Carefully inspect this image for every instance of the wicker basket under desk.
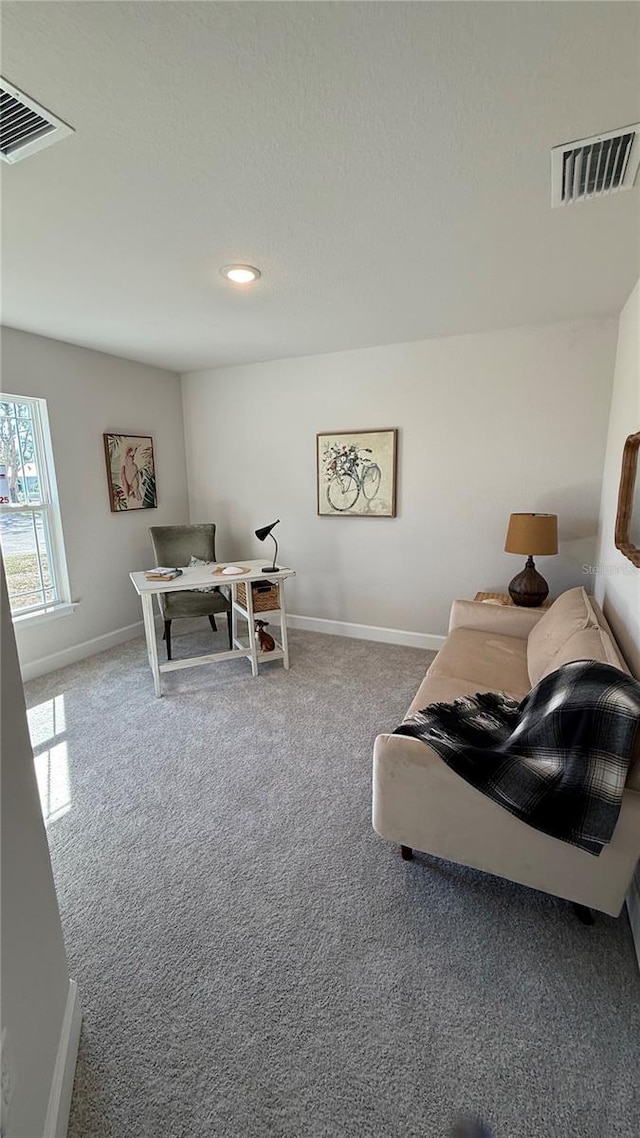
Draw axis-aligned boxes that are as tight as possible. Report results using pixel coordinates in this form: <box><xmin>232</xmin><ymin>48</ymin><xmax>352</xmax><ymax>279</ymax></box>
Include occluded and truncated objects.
<box><xmin>236</xmin><ymin>579</ymin><xmax>280</xmax><ymax>612</ymax></box>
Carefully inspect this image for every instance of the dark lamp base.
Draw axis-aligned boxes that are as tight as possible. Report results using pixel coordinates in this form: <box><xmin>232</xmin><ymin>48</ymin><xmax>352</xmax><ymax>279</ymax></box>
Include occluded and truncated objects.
<box><xmin>262</xmin><ymin>566</ymin><xmax>279</xmax><ymax>573</ymax></box>
<box><xmin>508</xmin><ymin>556</ymin><xmax>549</xmax><ymax>608</ymax></box>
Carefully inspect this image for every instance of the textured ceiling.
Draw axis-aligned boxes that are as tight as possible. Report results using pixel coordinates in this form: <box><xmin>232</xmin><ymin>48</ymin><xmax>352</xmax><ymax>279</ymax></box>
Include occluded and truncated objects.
<box><xmin>1</xmin><ymin>1</ymin><xmax>639</xmax><ymax>372</ymax></box>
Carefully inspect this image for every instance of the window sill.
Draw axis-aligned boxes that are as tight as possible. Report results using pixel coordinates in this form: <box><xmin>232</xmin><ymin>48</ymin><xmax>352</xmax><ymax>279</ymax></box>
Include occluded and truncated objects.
<box><xmin>12</xmin><ymin>602</ymin><xmax>78</xmax><ymax>627</ymax></box>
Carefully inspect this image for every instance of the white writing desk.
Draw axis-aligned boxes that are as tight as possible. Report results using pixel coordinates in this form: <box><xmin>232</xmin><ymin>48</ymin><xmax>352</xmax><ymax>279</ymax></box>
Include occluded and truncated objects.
<box><xmin>130</xmin><ymin>560</ymin><xmax>296</xmax><ymax>697</ymax></box>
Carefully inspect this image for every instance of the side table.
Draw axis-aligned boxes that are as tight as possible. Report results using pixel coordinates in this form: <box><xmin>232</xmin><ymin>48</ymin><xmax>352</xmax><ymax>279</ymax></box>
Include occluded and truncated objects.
<box><xmin>473</xmin><ymin>591</ymin><xmax>553</xmax><ymax>610</ymax></box>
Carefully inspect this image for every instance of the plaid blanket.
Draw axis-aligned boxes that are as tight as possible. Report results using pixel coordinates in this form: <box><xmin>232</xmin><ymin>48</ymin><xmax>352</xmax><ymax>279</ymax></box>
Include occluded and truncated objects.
<box><xmin>395</xmin><ymin>661</ymin><xmax>640</xmax><ymax>855</ymax></box>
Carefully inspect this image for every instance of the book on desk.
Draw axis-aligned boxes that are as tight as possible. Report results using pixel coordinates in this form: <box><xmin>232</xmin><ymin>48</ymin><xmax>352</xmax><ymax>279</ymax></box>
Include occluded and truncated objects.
<box><xmin>145</xmin><ymin>567</ymin><xmax>183</xmax><ymax>581</ymax></box>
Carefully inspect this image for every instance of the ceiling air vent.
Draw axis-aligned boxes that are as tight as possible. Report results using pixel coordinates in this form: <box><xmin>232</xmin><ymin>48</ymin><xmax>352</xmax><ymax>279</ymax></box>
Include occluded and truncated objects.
<box><xmin>0</xmin><ymin>77</ymin><xmax>74</xmax><ymax>164</ymax></box>
<box><xmin>551</xmin><ymin>124</ymin><xmax>640</xmax><ymax>207</ymax></box>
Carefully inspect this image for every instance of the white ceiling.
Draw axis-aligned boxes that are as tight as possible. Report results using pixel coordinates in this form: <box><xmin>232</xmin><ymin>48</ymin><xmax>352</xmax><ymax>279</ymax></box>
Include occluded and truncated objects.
<box><xmin>2</xmin><ymin>1</ymin><xmax>639</xmax><ymax>373</ymax></box>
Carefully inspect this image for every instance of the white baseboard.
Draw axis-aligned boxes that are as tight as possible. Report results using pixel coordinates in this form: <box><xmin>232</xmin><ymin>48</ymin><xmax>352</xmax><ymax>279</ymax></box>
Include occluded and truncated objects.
<box><xmin>20</xmin><ymin>621</ymin><xmax>147</xmax><ymax>681</ymax></box>
<box><xmin>20</xmin><ymin>612</ymin><xmax>442</xmax><ymax>682</ymax></box>
<box><xmin>626</xmin><ymin>869</ymin><xmax>640</xmax><ymax>972</ymax></box>
<box><xmin>287</xmin><ymin>613</ymin><xmax>445</xmax><ymax>652</ymax></box>
<box><xmin>43</xmin><ymin>980</ymin><xmax>81</xmax><ymax>1138</ymax></box>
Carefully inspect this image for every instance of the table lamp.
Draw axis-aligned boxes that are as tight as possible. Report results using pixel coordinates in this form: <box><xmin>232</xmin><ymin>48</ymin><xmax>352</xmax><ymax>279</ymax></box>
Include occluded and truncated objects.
<box><xmin>255</xmin><ymin>519</ymin><xmax>280</xmax><ymax>573</ymax></box>
<box><xmin>504</xmin><ymin>512</ymin><xmax>558</xmax><ymax>607</ymax></box>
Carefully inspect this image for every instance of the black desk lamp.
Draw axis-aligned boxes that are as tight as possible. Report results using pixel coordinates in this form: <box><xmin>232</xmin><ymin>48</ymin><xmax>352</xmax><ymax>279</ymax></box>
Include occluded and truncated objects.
<box><xmin>255</xmin><ymin>519</ymin><xmax>280</xmax><ymax>572</ymax></box>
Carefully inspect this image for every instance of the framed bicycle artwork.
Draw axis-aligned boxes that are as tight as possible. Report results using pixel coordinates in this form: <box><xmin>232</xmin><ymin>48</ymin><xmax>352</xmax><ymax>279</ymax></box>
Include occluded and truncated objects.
<box><xmin>316</xmin><ymin>429</ymin><xmax>398</xmax><ymax>517</ymax></box>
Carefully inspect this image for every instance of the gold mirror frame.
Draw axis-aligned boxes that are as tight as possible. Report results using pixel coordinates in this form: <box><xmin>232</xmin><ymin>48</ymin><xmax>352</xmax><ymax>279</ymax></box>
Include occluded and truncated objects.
<box><xmin>614</xmin><ymin>431</ymin><xmax>640</xmax><ymax>568</ymax></box>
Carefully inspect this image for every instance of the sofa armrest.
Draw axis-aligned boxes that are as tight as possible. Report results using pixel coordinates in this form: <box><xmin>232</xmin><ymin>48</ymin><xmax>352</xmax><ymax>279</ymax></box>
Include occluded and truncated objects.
<box><xmin>448</xmin><ymin>599</ymin><xmax>545</xmax><ymax>640</ymax></box>
<box><xmin>372</xmin><ymin>732</ymin><xmax>444</xmax><ymax>843</ymax></box>
<box><xmin>372</xmin><ymin>731</ymin><xmax>640</xmax><ymax>916</ymax></box>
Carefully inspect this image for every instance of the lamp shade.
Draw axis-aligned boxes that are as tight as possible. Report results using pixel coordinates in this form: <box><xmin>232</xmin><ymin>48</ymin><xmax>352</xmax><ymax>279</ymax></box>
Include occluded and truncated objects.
<box><xmin>255</xmin><ymin>519</ymin><xmax>279</xmax><ymax>542</ymax></box>
<box><xmin>504</xmin><ymin>513</ymin><xmax>558</xmax><ymax>556</ymax></box>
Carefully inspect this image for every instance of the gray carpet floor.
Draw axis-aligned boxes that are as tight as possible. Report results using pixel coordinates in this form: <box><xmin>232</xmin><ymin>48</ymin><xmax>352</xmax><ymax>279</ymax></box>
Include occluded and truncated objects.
<box><xmin>25</xmin><ymin>623</ymin><xmax>640</xmax><ymax>1138</ymax></box>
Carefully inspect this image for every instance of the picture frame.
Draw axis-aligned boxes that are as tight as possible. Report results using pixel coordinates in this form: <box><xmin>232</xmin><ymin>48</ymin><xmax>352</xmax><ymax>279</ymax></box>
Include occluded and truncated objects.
<box><xmin>614</xmin><ymin>430</ymin><xmax>640</xmax><ymax>568</ymax></box>
<box><xmin>103</xmin><ymin>433</ymin><xmax>157</xmax><ymax>512</ymax></box>
<box><xmin>316</xmin><ymin>429</ymin><xmax>398</xmax><ymax>517</ymax></box>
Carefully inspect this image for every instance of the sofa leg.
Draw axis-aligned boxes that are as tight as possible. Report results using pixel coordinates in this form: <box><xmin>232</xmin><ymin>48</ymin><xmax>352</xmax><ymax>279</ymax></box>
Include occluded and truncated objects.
<box><xmin>164</xmin><ymin>620</ymin><xmax>172</xmax><ymax>661</ymax></box>
<box><xmin>572</xmin><ymin>903</ymin><xmax>594</xmax><ymax>926</ymax></box>
<box><xmin>400</xmin><ymin>845</ymin><xmax>413</xmax><ymax>861</ymax></box>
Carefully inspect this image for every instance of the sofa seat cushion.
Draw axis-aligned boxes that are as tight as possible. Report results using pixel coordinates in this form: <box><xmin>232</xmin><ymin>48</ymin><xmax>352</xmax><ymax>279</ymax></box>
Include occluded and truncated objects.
<box><xmin>527</xmin><ymin>586</ymin><xmax>599</xmax><ymax>686</ymax></box>
<box><xmin>406</xmin><ymin>674</ymin><xmax>499</xmax><ymax>718</ymax></box>
<box><xmin>427</xmin><ymin>627</ymin><xmax>531</xmax><ymax>698</ymax></box>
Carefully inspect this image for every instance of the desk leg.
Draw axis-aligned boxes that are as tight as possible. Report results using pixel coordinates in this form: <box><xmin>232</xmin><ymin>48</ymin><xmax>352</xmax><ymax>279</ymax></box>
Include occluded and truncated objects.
<box><xmin>245</xmin><ymin>581</ymin><xmax>259</xmax><ymax>677</ymax></box>
<box><xmin>280</xmin><ymin>584</ymin><xmax>290</xmax><ymax>670</ymax></box>
<box><xmin>231</xmin><ymin>582</ymin><xmax>238</xmax><ymax>645</ymax></box>
<box><xmin>142</xmin><ymin>593</ymin><xmax>162</xmax><ymax>698</ymax></box>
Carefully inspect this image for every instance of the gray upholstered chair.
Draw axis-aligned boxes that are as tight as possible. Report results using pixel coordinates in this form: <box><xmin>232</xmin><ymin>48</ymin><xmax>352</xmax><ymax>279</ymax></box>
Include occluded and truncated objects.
<box><xmin>148</xmin><ymin>524</ymin><xmax>232</xmax><ymax>660</ymax></box>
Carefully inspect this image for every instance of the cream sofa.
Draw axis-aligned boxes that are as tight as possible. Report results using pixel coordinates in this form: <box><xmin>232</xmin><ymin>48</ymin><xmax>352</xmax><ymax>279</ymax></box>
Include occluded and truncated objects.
<box><xmin>372</xmin><ymin>588</ymin><xmax>640</xmax><ymax>916</ymax></box>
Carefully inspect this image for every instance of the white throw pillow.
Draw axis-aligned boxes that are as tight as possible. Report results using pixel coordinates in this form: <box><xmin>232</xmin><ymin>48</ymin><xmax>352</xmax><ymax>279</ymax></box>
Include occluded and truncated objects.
<box><xmin>188</xmin><ymin>555</ymin><xmax>216</xmax><ymax>592</ymax></box>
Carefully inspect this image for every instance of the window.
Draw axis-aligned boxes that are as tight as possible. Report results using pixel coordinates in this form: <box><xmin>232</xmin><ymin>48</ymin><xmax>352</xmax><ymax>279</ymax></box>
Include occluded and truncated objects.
<box><xmin>0</xmin><ymin>394</ymin><xmax>71</xmax><ymax>618</ymax></box>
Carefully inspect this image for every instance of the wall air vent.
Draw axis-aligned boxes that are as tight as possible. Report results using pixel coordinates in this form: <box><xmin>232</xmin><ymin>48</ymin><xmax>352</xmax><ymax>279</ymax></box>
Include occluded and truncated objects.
<box><xmin>551</xmin><ymin>124</ymin><xmax>640</xmax><ymax>207</ymax></box>
<box><xmin>0</xmin><ymin>77</ymin><xmax>74</xmax><ymax>164</ymax></box>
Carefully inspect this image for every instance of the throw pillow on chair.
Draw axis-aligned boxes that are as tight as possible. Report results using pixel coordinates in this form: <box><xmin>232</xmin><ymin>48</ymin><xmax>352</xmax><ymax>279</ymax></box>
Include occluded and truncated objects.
<box><xmin>188</xmin><ymin>554</ymin><xmax>217</xmax><ymax>592</ymax></box>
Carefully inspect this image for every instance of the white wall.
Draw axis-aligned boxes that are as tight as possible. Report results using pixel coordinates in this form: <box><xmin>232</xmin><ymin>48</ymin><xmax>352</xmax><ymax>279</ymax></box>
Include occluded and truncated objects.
<box><xmin>1</xmin><ymin>328</ymin><xmax>189</xmax><ymax>677</ymax></box>
<box><xmin>1</xmin><ymin>560</ymin><xmax>79</xmax><ymax>1137</ymax></box>
<box><xmin>594</xmin><ymin>279</ymin><xmax>640</xmax><ymax>966</ymax></box>
<box><xmin>182</xmin><ymin>318</ymin><xmax>617</xmax><ymax>638</ymax></box>
<box><xmin>594</xmin><ymin>279</ymin><xmax>640</xmax><ymax>676</ymax></box>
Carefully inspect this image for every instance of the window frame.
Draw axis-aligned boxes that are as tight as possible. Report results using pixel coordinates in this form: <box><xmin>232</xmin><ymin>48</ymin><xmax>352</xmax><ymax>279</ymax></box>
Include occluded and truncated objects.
<box><xmin>0</xmin><ymin>392</ymin><xmax>72</xmax><ymax>621</ymax></box>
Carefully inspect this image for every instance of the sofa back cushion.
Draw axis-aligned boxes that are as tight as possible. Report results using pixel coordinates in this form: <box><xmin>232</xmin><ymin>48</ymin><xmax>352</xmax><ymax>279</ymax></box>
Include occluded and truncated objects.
<box><xmin>539</xmin><ymin>626</ymin><xmax>627</xmax><ymax>680</ymax></box>
<box><xmin>536</xmin><ymin>619</ymin><xmax>640</xmax><ymax>790</ymax></box>
<box><xmin>527</xmin><ymin>587</ymin><xmax>599</xmax><ymax>686</ymax></box>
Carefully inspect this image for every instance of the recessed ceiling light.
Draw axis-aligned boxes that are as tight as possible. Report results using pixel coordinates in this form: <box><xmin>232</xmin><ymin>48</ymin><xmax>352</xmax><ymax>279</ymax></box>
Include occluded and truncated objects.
<box><xmin>220</xmin><ymin>264</ymin><xmax>261</xmax><ymax>285</ymax></box>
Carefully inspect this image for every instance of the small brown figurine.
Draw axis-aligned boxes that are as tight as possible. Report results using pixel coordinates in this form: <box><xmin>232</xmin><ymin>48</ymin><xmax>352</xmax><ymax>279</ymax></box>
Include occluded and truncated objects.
<box><xmin>255</xmin><ymin>619</ymin><xmax>275</xmax><ymax>652</ymax></box>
